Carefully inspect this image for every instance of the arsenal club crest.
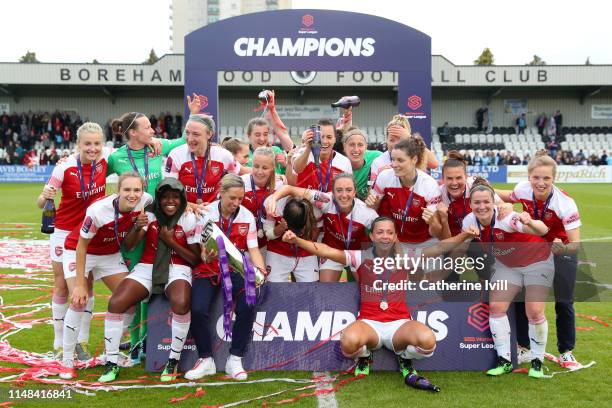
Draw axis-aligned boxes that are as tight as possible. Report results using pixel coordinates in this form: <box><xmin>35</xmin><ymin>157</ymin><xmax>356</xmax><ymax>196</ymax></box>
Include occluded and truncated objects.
<box><xmin>211</xmin><ymin>165</ymin><xmax>221</xmax><ymax>176</ymax></box>
<box><xmin>412</xmin><ymin>198</ymin><xmax>421</xmax><ymax>207</ymax></box>
<box><xmin>495</xmin><ymin>231</ymin><xmax>505</xmax><ymax>241</ymax></box>
<box><xmin>69</xmin><ymin>262</ymin><xmax>76</xmax><ymax>272</ymax></box>
<box><xmin>544</xmin><ymin>212</ymin><xmax>553</xmax><ymax>220</ymax></box>
<box><xmin>175</xmin><ymin>229</ymin><xmax>185</xmax><ymax>239</ymax></box>
<box><xmin>55</xmin><ymin>246</ymin><xmax>63</xmax><ymax>257</ymax></box>
<box><xmin>238</xmin><ymin>225</ymin><xmax>248</xmax><ymax>236</ymax></box>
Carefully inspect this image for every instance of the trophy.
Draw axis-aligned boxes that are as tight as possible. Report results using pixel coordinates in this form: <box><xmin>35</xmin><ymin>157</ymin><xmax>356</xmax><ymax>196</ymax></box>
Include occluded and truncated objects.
<box><xmin>200</xmin><ymin>220</ymin><xmax>266</xmax><ymax>287</ymax></box>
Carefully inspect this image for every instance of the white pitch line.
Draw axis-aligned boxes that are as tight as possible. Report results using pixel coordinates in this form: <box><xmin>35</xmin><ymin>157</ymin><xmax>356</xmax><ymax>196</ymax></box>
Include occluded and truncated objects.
<box><xmin>582</xmin><ymin>236</ymin><xmax>612</xmax><ymax>242</ymax></box>
<box><xmin>313</xmin><ymin>371</ymin><xmax>338</xmax><ymax>408</ymax></box>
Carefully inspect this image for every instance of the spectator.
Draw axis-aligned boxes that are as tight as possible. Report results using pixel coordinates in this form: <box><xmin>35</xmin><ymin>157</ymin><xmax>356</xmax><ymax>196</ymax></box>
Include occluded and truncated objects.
<box><xmin>62</xmin><ymin>126</ymin><xmax>72</xmax><ymax>149</ymax></box>
<box><xmin>553</xmin><ymin>110</ymin><xmax>563</xmax><ymax>136</ymax></box>
<box><xmin>473</xmin><ymin>151</ymin><xmax>483</xmax><ymax>165</ymax></box>
<box><xmin>481</xmin><ymin>151</ymin><xmax>491</xmax><ymax>166</ymax></box>
<box><xmin>476</xmin><ymin>106</ymin><xmax>487</xmax><ymax>131</ymax></box>
<box><xmin>516</xmin><ymin>113</ymin><xmax>527</xmax><ymax>134</ymax></box>
<box><xmin>536</xmin><ymin>113</ymin><xmax>547</xmax><ymax>136</ymax></box>
<box><xmin>546</xmin><ymin>136</ymin><xmax>559</xmax><ymax>158</ymax></box>
<box><xmin>547</xmin><ymin>115</ymin><xmax>556</xmax><ymax>138</ymax></box>
<box><xmin>522</xmin><ymin>153</ymin><xmax>531</xmax><ymax>165</ymax></box>
<box><xmin>509</xmin><ymin>153</ymin><xmax>521</xmax><ymax>165</ymax></box>
<box><xmin>439</xmin><ymin>121</ymin><xmax>451</xmax><ymax>139</ymax></box>
<box><xmin>601</xmin><ymin>150</ymin><xmax>608</xmax><ymax>165</ymax></box>
<box><xmin>48</xmin><ymin>148</ymin><xmax>60</xmax><ymax>164</ymax></box>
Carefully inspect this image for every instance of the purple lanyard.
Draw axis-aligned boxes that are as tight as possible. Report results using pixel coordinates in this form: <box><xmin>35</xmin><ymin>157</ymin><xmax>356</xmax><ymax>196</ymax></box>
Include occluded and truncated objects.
<box><xmin>112</xmin><ymin>197</ymin><xmax>123</xmax><ymax>249</ymax></box>
<box><xmin>218</xmin><ymin>202</ymin><xmax>236</xmax><ymax>237</ymax></box>
<box><xmin>191</xmin><ymin>150</ymin><xmax>209</xmax><ymax>202</ymax></box>
<box><xmin>316</xmin><ymin>152</ymin><xmax>334</xmax><ymax>191</ymax></box>
<box><xmin>448</xmin><ymin>188</ymin><xmax>469</xmax><ymax>229</ymax></box>
<box><xmin>333</xmin><ymin>199</ymin><xmax>354</xmax><ymax>250</ymax></box>
<box><xmin>532</xmin><ymin>191</ymin><xmax>553</xmax><ymax>220</ymax></box>
<box><xmin>76</xmin><ymin>155</ymin><xmax>96</xmax><ymax>203</ymax></box>
<box><xmin>374</xmin><ymin>248</ymin><xmax>394</xmax><ymax>303</ymax></box>
<box><xmin>249</xmin><ymin>175</ymin><xmax>269</xmax><ymax>228</ymax></box>
<box><xmin>476</xmin><ymin>210</ymin><xmax>496</xmax><ymax>243</ymax></box>
<box><xmin>399</xmin><ymin>174</ymin><xmax>418</xmax><ymax>235</ymax></box>
<box><xmin>127</xmin><ymin>146</ymin><xmax>148</xmax><ymax>190</ymax></box>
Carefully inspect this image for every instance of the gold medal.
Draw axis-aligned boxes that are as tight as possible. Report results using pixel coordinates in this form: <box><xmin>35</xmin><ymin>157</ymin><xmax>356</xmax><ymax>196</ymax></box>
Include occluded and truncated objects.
<box><xmin>380</xmin><ymin>301</ymin><xmax>389</xmax><ymax>311</ymax></box>
<box><xmin>257</xmin><ymin>229</ymin><xmax>264</xmax><ymax>239</ymax></box>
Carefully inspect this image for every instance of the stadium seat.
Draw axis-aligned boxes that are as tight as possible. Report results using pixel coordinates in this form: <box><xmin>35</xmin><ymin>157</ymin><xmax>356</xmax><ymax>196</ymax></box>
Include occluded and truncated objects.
<box><xmin>290</xmin><ymin>126</ymin><xmax>299</xmax><ymax>137</ymax></box>
<box><xmin>478</xmin><ymin>134</ymin><xmax>487</xmax><ymax>144</ymax></box>
<box><xmin>220</xmin><ymin>126</ymin><xmax>228</xmax><ymax>137</ymax></box>
<box><xmin>228</xmin><ymin>126</ymin><xmax>236</xmax><ymax>137</ymax></box>
<box><xmin>367</xmin><ymin>127</ymin><xmax>376</xmax><ymax>139</ymax></box>
<box><xmin>236</xmin><ymin>126</ymin><xmax>244</xmax><ymax>138</ymax></box>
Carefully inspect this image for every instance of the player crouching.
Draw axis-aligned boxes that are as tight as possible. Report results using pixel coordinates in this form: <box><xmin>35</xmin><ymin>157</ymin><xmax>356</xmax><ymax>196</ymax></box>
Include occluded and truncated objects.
<box><xmin>282</xmin><ymin>216</ymin><xmax>478</xmax><ymax>391</ymax></box>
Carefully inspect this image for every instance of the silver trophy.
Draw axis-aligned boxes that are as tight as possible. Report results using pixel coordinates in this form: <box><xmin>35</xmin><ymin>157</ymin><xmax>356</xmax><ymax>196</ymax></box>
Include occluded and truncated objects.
<box><xmin>200</xmin><ymin>220</ymin><xmax>266</xmax><ymax>286</ymax></box>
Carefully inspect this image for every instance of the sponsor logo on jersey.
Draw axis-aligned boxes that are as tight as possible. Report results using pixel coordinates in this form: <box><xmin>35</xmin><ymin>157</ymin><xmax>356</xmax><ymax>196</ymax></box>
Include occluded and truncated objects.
<box><xmin>82</xmin><ymin>216</ymin><xmax>93</xmax><ymax>233</ymax></box>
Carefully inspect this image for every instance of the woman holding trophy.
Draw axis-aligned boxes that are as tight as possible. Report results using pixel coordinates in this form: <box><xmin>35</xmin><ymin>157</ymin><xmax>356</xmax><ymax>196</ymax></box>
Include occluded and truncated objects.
<box><xmin>186</xmin><ymin>174</ymin><xmax>266</xmax><ymax>381</ymax></box>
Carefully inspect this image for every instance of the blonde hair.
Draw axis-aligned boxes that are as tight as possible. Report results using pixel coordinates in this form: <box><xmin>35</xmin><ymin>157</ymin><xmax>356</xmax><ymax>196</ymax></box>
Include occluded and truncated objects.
<box><xmin>117</xmin><ymin>171</ymin><xmax>144</xmax><ymax>191</ymax></box>
<box><xmin>527</xmin><ymin>149</ymin><xmax>557</xmax><ymax>178</ymax></box>
<box><xmin>219</xmin><ymin>173</ymin><xmax>245</xmax><ymax>193</ymax></box>
<box><xmin>252</xmin><ymin>147</ymin><xmax>277</xmax><ymax>191</ymax></box>
<box><xmin>76</xmin><ymin>122</ymin><xmax>104</xmax><ymax>142</ymax></box>
<box><xmin>386</xmin><ymin>114</ymin><xmax>411</xmax><ymax>135</ymax></box>
<box><xmin>342</xmin><ymin>127</ymin><xmax>368</xmax><ymax>144</ymax></box>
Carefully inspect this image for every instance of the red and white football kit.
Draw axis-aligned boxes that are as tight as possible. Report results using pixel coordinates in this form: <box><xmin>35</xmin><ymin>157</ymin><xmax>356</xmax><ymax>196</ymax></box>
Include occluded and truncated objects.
<box><xmin>240</xmin><ymin>173</ymin><xmax>284</xmax><ymax>250</ymax></box>
<box><xmin>63</xmin><ymin>193</ymin><xmax>153</xmax><ymax>280</ymax></box>
<box><xmin>293</xmin><ymin>148</ymin><xmax>352</xmax><ymax>192</ymax></box>
<box><xmin>165</xmin><ymin>144</ymin><xmax>240</xmax><ymax>204</ymax></box>
<box><xmin>46</xmin><ymin>153</ymin><xmax>109</xmax><ymax>262</ymax></box>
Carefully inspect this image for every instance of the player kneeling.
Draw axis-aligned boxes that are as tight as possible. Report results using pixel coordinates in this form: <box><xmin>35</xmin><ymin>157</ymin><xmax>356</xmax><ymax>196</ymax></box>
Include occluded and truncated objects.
<box><xmin>282</xmin><ymin>216</ymin><xmax>478</xmax><ymax>391</ymax></box>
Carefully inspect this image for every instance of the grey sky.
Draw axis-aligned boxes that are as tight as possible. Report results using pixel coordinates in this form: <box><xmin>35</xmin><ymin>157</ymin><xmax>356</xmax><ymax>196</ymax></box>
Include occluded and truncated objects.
<box><xmin>1</xmin><ymin>0</ymin><xmax>609</xmax><ymax>65</ymax></box>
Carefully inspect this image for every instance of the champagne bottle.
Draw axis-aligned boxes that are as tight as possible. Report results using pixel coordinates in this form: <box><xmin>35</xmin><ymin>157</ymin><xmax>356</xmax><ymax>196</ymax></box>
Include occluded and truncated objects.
<box><xmin>41</xmin><ymin>199</ymin><xmax>56</xmax><ymax>234</ymax></box>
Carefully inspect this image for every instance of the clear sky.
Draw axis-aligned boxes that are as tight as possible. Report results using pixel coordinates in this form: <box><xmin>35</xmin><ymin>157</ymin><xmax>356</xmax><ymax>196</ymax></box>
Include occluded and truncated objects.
<box><xmin>1</xmin><ymin>0</ymin><xmax>609</xmax><ymax>65</ymax></box>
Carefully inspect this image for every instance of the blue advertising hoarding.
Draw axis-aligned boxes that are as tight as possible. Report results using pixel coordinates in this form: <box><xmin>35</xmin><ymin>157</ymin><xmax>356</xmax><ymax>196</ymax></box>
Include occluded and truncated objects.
<box><xmin>430</xmin><ymin>165</ymin><xmax>508</xmax><ymax>183</ymax></box>
<box><xmin>0</xmin><ymin>165</ymin><xmax>52</xmax><ymax>183</ymax></box>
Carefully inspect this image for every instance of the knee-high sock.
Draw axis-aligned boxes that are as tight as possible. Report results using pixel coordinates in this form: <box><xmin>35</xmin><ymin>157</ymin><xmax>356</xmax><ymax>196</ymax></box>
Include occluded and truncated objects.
<box><xmin>51</xmin><ymin>293</ymin><xmax>68</xmax><ymax>350</ymax></box>
<box><xmin>104</xmin><ymin>312</ymin><xmax>124</xmax><ymax>364</ymax></box>
<box><xmin>129</xmin><ymin>304</ymin><xmax>142</xmax><ymax>347</ymax></box>
<box><xmin>169</xmin><ymin>312</ymin><xmax>191</xmax><ymax>361</ymax></box>
<box><xmin>139</xmin><ymin>302</ymin><xmax>148</xmax><ymax>341</ymax></box>
<box><xmin>123</xmin><ymin>306</ymin><xmax>135</xmax><ymax>336</ymax></box>
<box><xmin>62</xmin><ymin>306</ymin><xmax>84</xmax><ymax>362</ymax></box>
<box><xmin>77</xmin><ymin>294</ymin><xmax>94</xmax><ymax>344</ymax></box>
<box><xmin>529</xmin><ymin>318</ymin><xmax>548</xmax><ymax>362</ymax></box>
<box><xmin>489</xmin><ymin>314</ymin><xmax>511</xmax><ymax>361</ymax></box>
<box><xmin>400</xmin><ymin>344</ymin><xmax>436</xmax><ymax>360</ymax></box>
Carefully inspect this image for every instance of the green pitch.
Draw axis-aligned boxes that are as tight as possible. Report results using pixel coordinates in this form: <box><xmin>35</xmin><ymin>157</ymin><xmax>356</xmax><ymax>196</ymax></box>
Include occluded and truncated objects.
<box><xmin>0</xmin><ymin>183</ymin><xmax>609</xmax><ymax>407</ymax></box>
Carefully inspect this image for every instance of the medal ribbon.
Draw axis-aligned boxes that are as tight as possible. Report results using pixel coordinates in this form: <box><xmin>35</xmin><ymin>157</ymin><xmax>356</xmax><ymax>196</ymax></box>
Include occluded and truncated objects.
<box><xmin>316</xmin><ymin>152</ymin><xmax>334</xmax><ymax>192</ymax></box>
<box><xmin>333</xmin><ymin>199</ymin><xmax>354</xmax><ymax>250</ymax></box>
<box><xmin>190</xmin><ymin>148</ymin><xmax>209</xmax><ymax>202</ymax></box>
<box><xmin>399</xmin><ymin>183</ymin><xmax>417</xmax><ymax>236</ymax></box>
<box><xmin>127</xmin><ymin>146</ymin><xmax>148</xmax><ymax>190</ymax></box>
<box><xmin>447</xmin><ymin>188</ymin><xmax>469</xmax><ymax>230</ymax></box>
<box><xmin>532</xmin><ymin>191</ymin><xmax>553</xmax><ymax>220</ymax></box>
<box><xmin>76</xmin><ymin>155</ymin><xmax>96</xmax><ymax>203</ymax></box>
<box><xmin>250</xmin><ymin>175</ymin><xmax>269</xmax><ymax>230</ymax></box>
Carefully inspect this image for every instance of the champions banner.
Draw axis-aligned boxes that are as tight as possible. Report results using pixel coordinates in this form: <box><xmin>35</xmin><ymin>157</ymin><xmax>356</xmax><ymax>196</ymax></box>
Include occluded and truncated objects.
<box><xmin>146</xmin><ymin>283</ymin><xmax>516</xmax><ymax>372</ymax></box>
<box><xmin>0</xmin><ymin>165</ymin><xmax>52</xmax><ymax>183</ymax></box>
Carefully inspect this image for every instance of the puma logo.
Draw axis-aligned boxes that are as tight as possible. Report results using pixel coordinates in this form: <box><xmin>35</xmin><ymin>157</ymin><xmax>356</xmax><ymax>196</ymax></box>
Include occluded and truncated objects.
<box><xmin>387</xmin><ymin>191</ymin><xmax>395</xmax><ymax>199</ymax></box>
<box><xmin>66</xmin><ymin>325</ymin><xmax>76</xmax><ymax>332</ymax></box>
<box><xmin>174</xmin><ymin>336</ymin><xmax>185</xmax><ymax>342</ymax></box>
<box><xmin>104</xmin><ymin>336</ymin><xmax>112</xmax><ymax>343</ymax></box>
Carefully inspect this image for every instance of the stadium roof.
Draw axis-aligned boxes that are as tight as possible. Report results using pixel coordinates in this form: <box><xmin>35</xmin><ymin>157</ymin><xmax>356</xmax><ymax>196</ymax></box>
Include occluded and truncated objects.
<box><xmin>1</xmin><ymin>54</ymin><xmax>611</xmax><ymax>89</ymax></box>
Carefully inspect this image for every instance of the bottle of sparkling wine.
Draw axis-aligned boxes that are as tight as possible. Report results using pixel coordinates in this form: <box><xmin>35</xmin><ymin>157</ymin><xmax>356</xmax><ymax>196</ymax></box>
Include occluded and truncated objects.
<box><xmin>41</xmin><ymin>199</ymin><xmax>56</xmax><ymax>234</ymax></box>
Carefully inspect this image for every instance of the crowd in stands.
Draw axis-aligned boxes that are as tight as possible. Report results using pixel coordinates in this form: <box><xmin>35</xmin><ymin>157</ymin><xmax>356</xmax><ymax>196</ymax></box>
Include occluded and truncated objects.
<box><xmin>0</xmin><ymin>111</ymin><xmax>184</xmax><ymax>165</ymax></box>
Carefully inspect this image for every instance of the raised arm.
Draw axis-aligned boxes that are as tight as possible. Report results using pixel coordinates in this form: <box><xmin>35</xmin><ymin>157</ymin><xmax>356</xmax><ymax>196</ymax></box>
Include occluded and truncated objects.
<box><xmin>266</xmin><ymin>91</ymin><xmax>294</xmax><ymax>152</ymax></box>
<box><xmin>282</xmin><ymin>230</ymin><xmax>347</xmax><ymax>265</ymax></box>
